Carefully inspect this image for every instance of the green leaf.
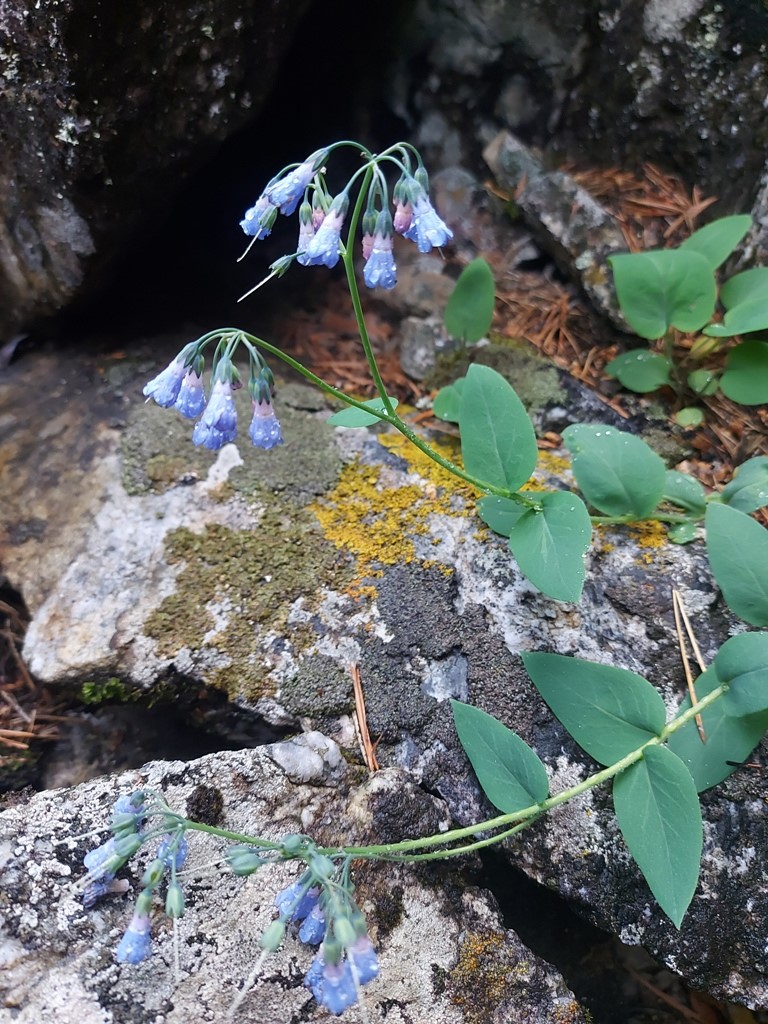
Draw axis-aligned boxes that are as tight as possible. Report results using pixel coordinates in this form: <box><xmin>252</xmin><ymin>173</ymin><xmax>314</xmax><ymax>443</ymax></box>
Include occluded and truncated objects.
<box><xmin>613</xmin><ymin>745</ymin><xmax>702</xmax><ymax>927</ymax></box>
<box><xmin>433</xmin><ymin>378</ymin><xmax>465</xmax><ymax>423</ymax></box>
<box><xmin>674</xmin><ymin>407</ymin><xmax>705</xmax><ymax>429</ymax></box>
<box><xmin>702</xmin><ymin>301</ymin><xmax>768</xmax><ymax>338</ymax></box>
<box><xmin>705</xmin><ymin>503</ymin><xmax>768</xmax><ymax>626</ymax></box>
<box><xmin>445</xmin><ymin>258</ymin><xmax>496</xmax><ymax>343</ymax></box>
<box><xmin>521</xmin><ymin>652</ymin><xmax>666</xmax><ymax>765</ymax></box>
<box><xmin>714</xmin><ymin>632</ymin><xmax>768</xmax><ymax>716</ymax></box>
<box><xmin>562</xmin><ymin>424</ymin><xmax>666</xmax><ymax>517</ymax></box>
<box><xmin>668</xmin><ymin>521</ymin><xmax>698</xmax><ymax>544</ymax></box>
<box><xmin>507</xmin><ymin>492</ymin><xmax>592</xmax><ymax>602</ymax></box>
<box><xmin>720</xmin><ymin>456</ymin><xmax>768</xmax><ymax>513</ymax></box>
<box><xmin>477</xmin><ymin>495</ymin><xmax>526</xmax><ymax>537</ymax></box>
<box><xmin>459</xmin><ymin>364</ymin><xmax>538</xmax><ymax>491</ymax></box>
<box><xmin>662</xmin><ymin>470</ymin><xmax>706</xmax><ymax>514</ymax></box>
<box><xmin>668</xmin><ymin>666</ymin><xmax>768</xmax><ymax>791</ymax></box>
<box><xmin>609</xmin><ymin>249</ymin><xmax>716</xmax><ymax>339</ymax></box>
<box><xmin>328</xmin><ymin>396</ymin><xmax>399</xmax><ymax>427</ymax></box>
<box><xmin>605</xmin><ymin>350</ymin><xmax>672</xmax><ymax>393</ymax></box>
<box><xmin>686</xmin><ymin>369</ymin><xmax>719</xmax><ymax>396</ymax></box>
<box><xmin>719</xmin><ymin>342</ymin><xmax>768</xmax><ymax>404</ymax></box>
<box><xmin>720</xmin><ymin>267</ymin><xmax>768</xmax><ymax>310</ymax></box>
<box><xmin>451</xmin><ymin>700</ymin><xmax>549</xmax><ymax>812</ymax></box>
<box><xmin>679</xmin><ymin>215</ymin><xmax>751</xmax><ymax>270</ymax></box>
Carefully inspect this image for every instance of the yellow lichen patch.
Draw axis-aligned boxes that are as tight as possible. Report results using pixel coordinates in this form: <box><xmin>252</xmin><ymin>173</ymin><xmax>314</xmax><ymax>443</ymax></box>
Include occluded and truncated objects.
<box><xmin>627</xmin><ymin>520</ymin><xmax>668</xmax><ymax>563</ymax></box>
<box><xmin>378</xmin><ymin>430</ymin><xmax>478</xmax><ymax>499</ymax></box>
<box><xmin>537</xmin><ymin>448</ymin><xmax>572</xmax><ymax>477</ymax></box>
<box><xmin>311</xmin><ymin>431</ymin><xmax>473</xmax><ymax>591</ymax></box>
<box><xmin>593</xmin><ymin>524</ymin><xmax>615</xmax><ymax>553</ymax></box>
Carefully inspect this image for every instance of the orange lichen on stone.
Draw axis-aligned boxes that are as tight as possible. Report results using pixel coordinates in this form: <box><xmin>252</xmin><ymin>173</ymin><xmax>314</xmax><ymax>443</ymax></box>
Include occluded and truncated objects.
<box><xmin>628</xmin><ymin>520</ymin><xmax>668</xmax><ymax>563</ymax></box>
<box><xmin>536</xmin><ymin>449</ymin><xmax>572</xmax><ymax>477</ymax></box>
<box><xmin>449</xmin><ymin>931</ymin><xmax>530</xmax><ymax>1024</ymax></box>
<box><xmin>311</xmin><ymin>430</ymin><xmax>473</xmax><ymax>592</ymax></box>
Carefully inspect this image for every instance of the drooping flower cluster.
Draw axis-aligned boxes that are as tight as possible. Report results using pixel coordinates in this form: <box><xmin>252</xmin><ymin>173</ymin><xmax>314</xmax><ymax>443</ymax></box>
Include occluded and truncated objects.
<box><xmin>81</xmin><ymin>790</ymin><xmax>189</xmax><ymax>965</ymax></box>
<box><xmin>270</xmin><ymin>850</ymin><xmax>379</xmax><ymax>1015</ymax></box>
<box><xmin>142</xmin><ymin>331</ymin><xmax>283</xmax><ymax>452</ymax></box>
<box><xmin>239</xmin><ymin>141</ymin><xmax>453</xmax><ymax>292</ymax></box>
<box><xmin>227</xmin><ymin>835</ymin><xmax>379</xmax><ymax>1016</ymax></box>
<box><xmin>81</xmin><ymin>791</ymin><xmax>146</xmax><ymax>908</ymax></box>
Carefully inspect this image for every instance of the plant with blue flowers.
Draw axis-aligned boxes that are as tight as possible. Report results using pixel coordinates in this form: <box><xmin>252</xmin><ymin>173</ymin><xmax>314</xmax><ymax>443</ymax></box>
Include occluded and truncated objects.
<box><xmin>123</xmin><ymin>140</ymin><xmax>768</xmax><ymax>1016</ymax></box>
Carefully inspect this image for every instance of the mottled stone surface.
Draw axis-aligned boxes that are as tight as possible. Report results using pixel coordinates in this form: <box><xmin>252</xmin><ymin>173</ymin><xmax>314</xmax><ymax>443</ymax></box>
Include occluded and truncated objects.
<box><xmin>0</xmin><ymin>0</ymin><xmax>311</xmax><ymax>340</ymax></box>
<box><xmin>1</xmin><ymin>335</ymin><xmax>766</xmax><ymax>1006</ymax></box>
<box><xmin>483</xmin><ymin>131</ymin><xmax>628</xmax><ymax>328</ymax></box>
<box><xmin>0</xmin><ymin>743</ymin><xmax>587</xmax><ymax>1023</ymax></box>
<box><xmin>395</xmin><ymin>0</ymin><xmax>768</xmax><ymax>215</ymax></box>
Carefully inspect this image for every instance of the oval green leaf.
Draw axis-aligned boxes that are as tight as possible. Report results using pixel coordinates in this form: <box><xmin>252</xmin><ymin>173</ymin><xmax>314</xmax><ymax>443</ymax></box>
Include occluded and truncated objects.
<box><xmin>668</xmin><ymin>665</ymin><xmax>768</xmax><ymax>792</ymax></box>
<box><xmin>720</xmin><ymin>266</ymin><xmax>768</xmax><ymax>310</ymax></box>
<box><xmin>605</xmin><ymin>350</ymin><xmax>672</xmax><ymax>393</ymax></box>
<box><xmin>720</xmin><ymin>456</ymin><xmax>768</xmax><ymax>513</ymax></box>
<box><xmin>459</xmin><ymin>364</ymin><xmax>538</xmax><ymax>492</ymax></box>
<box><xmin>702</xmin><ymin>300</ymin><xmax>768</xmax><ymax>338</ymax></box>
<box><xmin>609</xmin><ymin>249</ymin><xmax>716</xmax><ymax>339</ymax></box>
<box><xmin>686</xmin><ymin>369</ymin><xmax>719</xmax><ymax>396</ymax></box>
<box><xmin>451</xmin><ymin>700</ymin><xmax>549</xmax><ymax>813</ymax></box>
<box><xmin>521</xmin><ymin>652</ymin><xmax>666</xmax><ymax>765</ymax></box>
<box><xmin>562</xmin><ymin>424</ymin><xmax>666</xmax><ymax>517</ymax></box>
<box><xmin>719</xmin><ymin>341</ymin><xmax>768</xmax><ymax>405</ymax></box>
<box><xmin>713</xmin><ymin>632</ymin><xmax>768</xmax><ymax>716</ymax></box>
<box><xmin>433</xmin><ymin>378</ymin><xmax>465</xmax><ymax>423</ymax></box>
<box><xmin>507</xmin><ymin>491</ymin><xmax>592</xmax><ymax>602</ymax></box>
<box><xmin>705</xmin><ymin>503</ymin><xmax>768</xmax><ymax>626</ymax></box>
<box><xmin>328</xmin><ymin>396</ymin><xmax>399</xmax><ymax>427</ymax></box>
<box><xmin>668</xmin><ymin>521</ymin><xmax>698</xmax><ymax>544</ymax></box>
<box><xmin>663</xmin><ymin>470</ymin><xmax>706</xmax><ymax>514</ymax></box>
<box><xmin>613</xmin><ymin>745</ymin><xmax>702</xmax><ymax>928</ymax></box>
<box><xmin>477</xmin><ymin>495</ymin><xmax>526</xmax><ymax>537</ymax></box>
<box><xmin>445</xmin><ymin>258</ymin><xmax>496</xmax><ymax>343</ymax></box>
<box><xmin>679</xmin><ymin>215</ymin><xmax>751</xmax><ymax>270</ymax></box>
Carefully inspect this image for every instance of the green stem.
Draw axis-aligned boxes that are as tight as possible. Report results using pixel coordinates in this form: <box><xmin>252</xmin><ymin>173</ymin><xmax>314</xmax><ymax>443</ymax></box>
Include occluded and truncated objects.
<box><xmin>318</xmin><ymin>683</ymin><xmax>726</xmax><ymax>860</ymax></box>
<box><xmin>179</xmin><ymin>683</ymin><xmax>726</xmax><ymax>865</ymax></box>
<box><xmin>591</xmin><ymin>512</ymin><xmax>702</xmax><ymax>527</ymax></box>
<box><xmin>371</xmin><ymin>816</ymin><xmax>539</xmax><ymax>863</ymax></box>
<box><xmin>235</xmin><ymin>331</ymin><xmax>540</xmax><ymax>507</ymax></box>
<box><xmin>339</xmin><ymin>167</ymin><xmax>396</xmax><ymax>418</ymax></box>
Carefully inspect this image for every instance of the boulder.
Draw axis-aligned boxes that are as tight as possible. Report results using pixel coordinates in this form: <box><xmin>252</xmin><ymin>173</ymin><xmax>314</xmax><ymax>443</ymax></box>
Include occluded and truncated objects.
<box><xmin>1</xmin><ymin>335</ymin><xmax>766</xmax><ymax>1007</ymax></box>
<box><xmin>0</xmin><ymin>0</ymin><xmax>311</xmax><ymax>341</ymax></box>
<box><xmin>0</xmin><ymin>742</ymin><xmax>588</xmax><ymax>1023</ymax></box>
<box><xmin>395</xmin><ymin>1</ymin><xmax>768</xmax><ymax>216</ymax></box>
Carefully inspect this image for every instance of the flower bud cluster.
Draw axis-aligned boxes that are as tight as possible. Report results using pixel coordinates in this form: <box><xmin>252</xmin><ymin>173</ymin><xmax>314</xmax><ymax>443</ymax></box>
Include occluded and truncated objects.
<box><xmin>81</xmin><ymin>791</ymin><xmax>147</xmax><ymax>908</ymax></box>
<box><xmin>81</xmin><ymin>791</ymin><xmax>190</xmax><ymax>966</ymax></box>
<box><xmin>142</xmin><ymin>332</ymin><xmax>283</xmax><ymax>452</ymax></box>
<box><xmin>240</xmin><ymin>141</ymin><xmax>453</xmax><ymax>293</ymax></box>
<box><xmin>114</xmin><ymin>824</ymin><xmax>189</xmax><ymax>965</ymax></box>
<box><xmin>260</xmin><ymin>839</ymin><xmax>379</xmax><ymax>1016</ymax></box>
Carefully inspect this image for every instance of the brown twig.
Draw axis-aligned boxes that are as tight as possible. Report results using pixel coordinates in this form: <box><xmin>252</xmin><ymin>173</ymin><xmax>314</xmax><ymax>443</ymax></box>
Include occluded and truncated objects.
<box><xmin>349</xmin><ymin>664</ymin><xmax>380</xmax><ymax>773</ymax></box>
<box><xmin>672</xmin><ymin>589</ymin><xmax>706</xmax><ymax>743</ymax></box>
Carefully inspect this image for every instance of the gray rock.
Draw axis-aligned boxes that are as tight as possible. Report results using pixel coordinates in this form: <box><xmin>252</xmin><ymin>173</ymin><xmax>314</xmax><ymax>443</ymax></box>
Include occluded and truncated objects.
<box><xmin>1</xmin><ymin>337</ymin><xmax>766</xmax><ymax>1006</ymax></box>
<box><xmin>483</xmin><ymin>131</ymin><xmax>628</xmax><ymax>328</ymax></box>
<box><xmin>0</xmin><ymin>0</ymin><xmax>311</xmax><ymax>340</ymax></box>
<box><xmin>0</xmin><ymin>744</ymin><xmax>588</xmax><ymax>1023</ymax></box>
<box><xmin>399</xmin><ymin>316</ymin><xmax>453</xmax><ymax>381</ymax></box>
<box><xmin>393</xmin><ymin>0</ymin><xmax>768</xmax><ymax>221</ymax></box>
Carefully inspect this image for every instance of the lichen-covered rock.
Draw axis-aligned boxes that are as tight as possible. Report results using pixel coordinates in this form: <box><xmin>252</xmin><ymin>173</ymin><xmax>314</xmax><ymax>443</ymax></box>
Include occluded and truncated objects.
<box><xmin>0</xmin><ymin>0</ymin><xmax>311</xmax><ymax>341</ymax></box>
<box><xmin>0</xmin><ymin>744</ymin><xmax>588</xmax><ymax>1023</ymax></box>
<box><xmin>1</xmin><ymin>336</ymin><xmax>766</xmax><ymax>1006</ymax></box>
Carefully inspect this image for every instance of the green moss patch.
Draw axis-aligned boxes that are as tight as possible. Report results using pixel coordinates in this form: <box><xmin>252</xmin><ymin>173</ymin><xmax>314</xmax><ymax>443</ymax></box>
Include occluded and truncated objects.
<box><xmin>144</xmin><ymin>502</ymin><xmax>350</xmax><ymax>701</ymax></box>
